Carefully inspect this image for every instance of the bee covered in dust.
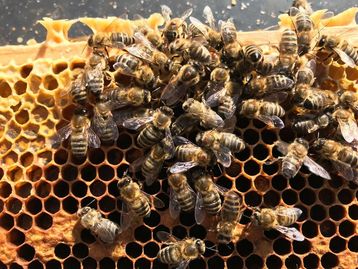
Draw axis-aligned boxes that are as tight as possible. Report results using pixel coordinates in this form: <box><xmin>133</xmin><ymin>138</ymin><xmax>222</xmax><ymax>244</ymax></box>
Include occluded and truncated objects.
<box><xmin>117</xmin><ymin>174</ymin><xmax>165</xmax><ymax>231</ymax></box>
<box><xmin>193</xmin><ymin>173</ymin><xmax>228</xmax><ymax>224</ymax></box>
<box><xmin>317</xmin><ymin>35</ymin><xmax>358</xmax><ymax>68</ymax></box>
<box><xmin>216</xmin><ymin>191</ymin><xmax>242</xmax><ymax>244</ymax></box>
<box><xmin>332</xmin><ymin>108</ymin><xmax>358</xmax><ymax>143</ymax></box>
<box><xmin>312</xmin><ymin>138</ymin><xmax>358</xmax><ymax>182</ymax></box>
<box><xmin>156</xmin><ymin>231</ymin><xmax>206</xmax><ymax>269</ymax></box>
<box><xmin>51</xmin><ymin>107</ymin><xmax>100</xmax><ymax>158</ymax></box>
<box><xmin>161</xmin><ymin>64</ymin><xmax>200</xmax><ymax>106</ymax></box>
<box><xmin>251</xmin><ymin>206</ymin><xmax>304</xmax><ymax>241</ymax></box>
<box><xmin>196</xmin><ymin>130</ymin><xmax>246</xmax><ymax>167</ymax></box>
<box><xmin>274</xmin><ymin>138</ymin><xmax>331</xmax><ymax>179</ymax></box>
<box><xmin>182</xmin><ymin>98</ymin><xmax>225</xmax><ymax>129</ymax></box>
<box><xmin>161</xmin><ymin>5</ymin><xmax>193</xmax><ymax>43</ymax></box>
<box><xmin>103</xmin><ymin>85</ymin><xmax>151</xmax><ymax>109</ymax></box>
<box><xmin>168</xmin><ymin>173</ymin><xmax>196</xmax><ymax>218</ymax></box>
<box><xmin>84</xmin><ymin>51</ymin><xmax>108</xmax><ymax>98</ymax></box>
<box><xmin>77</xmin><ymin>206</ymin><xmax>121</xmax><ymax>244</ymax></box>
<box><xmin>122</xmin><ymin>106</ymin><xmax>174</xmax><ymax>148</ymax></box>
<box><xmin>170</xmin><ymin>136</ymin><xmax>215</xmax><ymax>174</ymax></box>
<box><xmin>92</xmin><ymin>99</ymin><xmax>119</xmax><ymax>143</ymax></box>
<box><xmin>239</xmin><ymin>99</ymin><xmax>286</xmax><ymax>129</ymax></box>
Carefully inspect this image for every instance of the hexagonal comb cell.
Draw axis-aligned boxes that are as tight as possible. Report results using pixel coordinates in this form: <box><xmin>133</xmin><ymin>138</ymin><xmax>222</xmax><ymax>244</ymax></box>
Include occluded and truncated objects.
<box><xmin>0</xmin><ymin>8</ymin><xmax>357</xmax><ymax>269</ymax></box>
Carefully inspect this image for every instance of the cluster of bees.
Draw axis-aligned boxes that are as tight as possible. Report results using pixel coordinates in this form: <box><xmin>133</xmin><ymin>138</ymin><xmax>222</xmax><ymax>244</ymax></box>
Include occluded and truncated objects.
<box><xmin>51</xmin><ymin>0</ymin><xmax>358</xmax><ymax>267</ymax></box>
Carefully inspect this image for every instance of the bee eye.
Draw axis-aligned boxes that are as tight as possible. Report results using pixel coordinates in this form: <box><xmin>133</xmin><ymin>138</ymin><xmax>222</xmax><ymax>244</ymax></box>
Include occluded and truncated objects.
<box><xmin>250</xmin><ymin>52</ymin><xmax>261</xmax><ymax>62</ymax></box>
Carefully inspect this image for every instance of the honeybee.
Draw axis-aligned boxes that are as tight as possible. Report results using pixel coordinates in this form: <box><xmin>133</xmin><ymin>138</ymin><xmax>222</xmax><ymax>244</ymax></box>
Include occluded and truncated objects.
<box><xmin>293</xmin><ymin>113</ymin><xmax>331</xmax><ymax>134</ymax></box>
<box><xmin>243</xmin><ymin>74</ymin><xmax>295</xmax><ymax>99</ymax></box>
<box><xmin>216</xmin><ymin>191</ymin><xmax>242</xmax><ymax>244</ymax></box>
<box><xmin>182</xmin><ymin>98</ymin><xmax>225</xmax><ymax>129</ymax></box>
<box><xmin>291</xmin><ymin>0</ymin><xmax>313</xmax><ymax>14</ymax></box>
<box><xmin>140</xmin><ymin>136</ymin><xmax>175</xmax><ymax>186</ymax></box>
<box><xmin>277</xmin><ymin>28</ymin><xmax>299</xmax><ymax>74</ymax></box>
<box><xmin>239</xmin><ymin>99</ymin><xmax>286</xmax><ymax>129</ymax></box>
<box><xmin>161</xmin><ymin>5</ymin><xmax>193</xmax><ymax>43</ymax></box>
<box><xmin>275</xmin><ymin>138</ymin><xmax>331</xmax><ymax>179</ymax></box>
<box><xmin>339</xmin><ymin>91</ymin><xmax>358</xmax><ymax>111</ymax></box>
<box><xmin>171</xmin><ymin>113</ymin><xmax>199</xmax><ymax>136</ymax></box>
<box><xmin>113</xmin><ymin>107</ymin><xmax>153</xmax><ymax>127</ymax></box>
<box><xmin>295</xmin><ymin>58</ymin><xmax>316</xmax><ymax>86</ymax></box>
<box><xmin>104</xmin><ymin>85</ymin><xmax>151</xmax><ymax>109</ymax></box>
<box><xmin>196</xmin><ymin>130</ymin><xmax>246</xmax><ymax>167</ymax></box>
<box><xmin>317</xmin><ymin>35</ymin><xmax>358</xmax><ymax>68</ymax></box>
<box><xmin>170</xmin><ymin>136</ymin><xmax>214</xmax><ymax>173</ymax></box>
<box><xmin>122</xmin><ymin>106</ymin><xmax>174</xmax><ymax>148</ymax></box>
<box><xmin>251</xmin><ymin>206</ymin><xmax>304</xmax><ymax>241</ymax></box>
<box><xmin>289</xmin><ymin>7</ymin><xmax>314</xmax><ymax>55</ymax></box>
<box><xmin>161</xmin><ymin>64</ymin><xmax>200</xmax><ymax>106</ymax></box>
<box><xmin>332</xmin><ymin>108</ymin><xmax>358</xmax><ymax>143</ymax></box>
<box><xmin>113</xmin><ymin>53</ymin><xmax>155</xmax><ymax>86</ymax></box>
<box><xmin>193</xmin><ymin>173</ymin><xmax>228</xmax><ymax>224</ymax></box>
<box><xmin>168</xmin><ymin>38</ymin><xmax>212</xmax><ymax>64</ymax></box>
<box><xmin>157</xmin><ymin>231</ymin><xmax>206</xmax><ymax>269</ymax></box>
<box><xmin>295</xmin><ymin>87</ymin><xmax>338</xmax><ymax>110</ymax></box>
<box><xmin>62</xmin><ymin>71</ymin><xmax>87</xmax><ymax>105</ymax></box>
<box><xmin>87</xmin><ymin>32</ymin><xmax>135</xmax><ymax>50</ymax></box>
<box><xmin>51</xmin><ymin>107</ymin><xmax>100</xmax><ymax>158</ymax></box>
<box><xmin>168</xmin><ymin>173</ymin><xmax>196</xmax><ymax>218</ymax></box>
<box><xmin>312</xmin><ymin>139</ymin><xmax>358</xmax><ymax>182</ymax></box>
<box><xmin>84</xmin><ymin>52</ymin><xmax>108</xmax><ymax>98</ymax></box>
<box><xmin>92</xmin><ymin>100</ymin><xmax>119</xmax><ymax>143</ymax></box>
<box><xmin>117</xmin><ymin>174</ymin><xmax>165</xmax><ymax>231</ymax></box>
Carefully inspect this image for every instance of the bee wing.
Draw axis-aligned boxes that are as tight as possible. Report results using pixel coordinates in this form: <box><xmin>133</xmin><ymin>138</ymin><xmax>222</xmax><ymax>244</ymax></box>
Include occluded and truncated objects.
<box><xmin>333</xmin><ymin>47</ymin><xmax>356</xmax><ymax>68</ymax></box>
<box><xmin>205</xmin><ymin>87</ymin><xmax>226</xmax><ymax>107</ymax></box>
<box><xmin>88</xmin><ymin>128</ymin><xmax>101</xmax><ymax>148</ymax></box>
<box><xmin>113</xmin><ymin>108</ymin><xmax>152</xmax><ymax>126</ymax></box>
<box><xmin>256</xmin><ymin>115</ymin><xmax>285</xmax><ymax>129</ymax></box>
<box><xmin>213</xmin><ymin>146</ymin><xmax>232</xmax><ymax>168</ymax></box>
<box><xmin>130</xmin><ymin>155</ymin><xmax>146</xmax><ymax>173</ymax></box>
<box><xmin>125</xmin><ymin>45</ymin><xmax>153</xmax><ymax>63</ymax></box>
<box><xmin>50</xmin><ymin>124</ymin><xmax>72</xmax><ymax>148</ymax></box>
<box><xmin>113</xmin><ymin>61</ymin><xmax>135</xmax><ymax>76</ymax></box>
<box><xmin>263</xmin><ymin>92</ymin><xmax>289</xmax><ymax>103</ymax></box>
<box><xmin>214</xmin><ymin>183</ymin><xmax>230</xmax><ymax>195</ymax></box>
<box><xmin>161</xmin><ymin>78</ymin><xmax>189</xmax><ymax>106</ymax></box>
<box><xmin>169</xmin><ymin>161</ymin><xmax>199</xmax><ymax>173</ymax></box>
<box><xmin>173</xmin><ymin>136</ymin><xmax>196</xmax><ymax>146</ymax></box>
<box><xmin>141</xmin><ymin>191</ymin><xmax>166</xmax><ymax>209</ymax></box>
<box><xmin>337</xmin><ymin>117</ymin><xmax>358</xmax><ymax>143</ymax></box>
<box><xmin>219</xmin><ymin>116</ymin><xmax>237</xmax><ymax>133</ymax></box>
<box><xmin>303</xmin><ymin>156</ymin><xmax>331</xmax><ymax>180</ymax></box>
<box><xmin>163</xmin><ymin>129</ymin><xmax>175</xmax><ymax>159</ymax></box>
<box><xmin>201</xmin><ymin>109</ymin><xmax>225</xmax><ymax>128</ymax></box>
<box><xmin>289</xmin><ymin>7</ymin><xmax>300</xmax><ymax>17</ymax></box>
<box><xmin>120</xmin><ymin>202</ymin><xmax>132</xmax><ymax>231</ymax></box>
<box><xmin>305</xmin><ymin>59</ymin><xmax>316</xmax><ymax>73</ymax></box>
<box><xmin>133</xmin><ymin>32</ymin><xmax>156</xmax><ymax>51</ymax></box>
<box><xmin>275</xmin><ymin>225</ymin><xmax>305</xmax><ymax>241</ymax></box>
<box><xmin>194</xmin><ymin>192</ymin><xmax>206</xmax><ymax>224</ymax></box>
<box><xmin>177</xmin><ymin>260</ymin><xmax>191</xmax><ymax>269</ymax></box>
<box><xmin>331</xmin><ymin>160</ymin><xmax>354</xmax><ymax>181</ymax></box>
<box><xmin>160</xmin><ymin>5</ymin><xmax>172</xmax><ymax>22</ymax></box>
<box><xmin>274</xmin><ymin>140</ymin><xmax>289</xmax><ymax>155</ymax></box>
<box><xmin>156</xmin><ymin>231</ymin><xmax>180</xmax><ymax>243</ymax></box>
<box><xmin>122</xmin><ymin>116</ymin><xmax>154</xmax><ymax>130</ymax></box>
<box><xmin>203</xmin><ymin>5</ymin><xmax>216</xmax><ymax>30</ymax></box>
<box><xmin>189</xmin><ymin>16</ymin><xmax>209</xmax><ymax>38</ymax></box>
<box><xmin>180</xmin><ymin>8</ymin><xmax>193</xmax><ymax>22</ymax></box>
<box><xmin>93</xmin><ymin>115</ymin><xmax>119</xmax><ymax>142</ymax></box>
<box><xmin>169</xmin><ymin>188</ymin><xmax>181</xmax><ymax>219</ymax></box>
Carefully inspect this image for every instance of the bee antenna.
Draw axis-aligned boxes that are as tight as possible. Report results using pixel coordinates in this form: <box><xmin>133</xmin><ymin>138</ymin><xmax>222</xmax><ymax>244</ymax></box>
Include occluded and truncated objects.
<box><xmin>205</xmin><ymin>245</ymin><xmax>218</xmax><ymax>252</ymax></box>
<box><xmin>82</xmin><ymin>198</ymin><xmax>97</xmax><ymax>208</ymax></box>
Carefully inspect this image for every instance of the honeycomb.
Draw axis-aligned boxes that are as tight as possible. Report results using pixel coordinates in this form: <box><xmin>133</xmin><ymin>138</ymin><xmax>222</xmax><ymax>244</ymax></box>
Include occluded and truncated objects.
<box><xmin>0</xmin><ymin>9</ymin><xmax>357</xmax><ymax>269</ymax></box>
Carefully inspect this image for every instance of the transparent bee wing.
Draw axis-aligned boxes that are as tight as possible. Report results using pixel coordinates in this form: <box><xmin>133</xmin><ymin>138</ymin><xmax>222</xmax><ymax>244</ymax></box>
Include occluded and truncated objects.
<box><xmin>332</xmin><ymin>160</ymin><xmax>354</xmax><ymax>181</ymax></box>
<box><xmin>169</xmin><ymin>161</ymin><xmax>199</xmax><ymax>173</ymax></box>
<box><xmin>122</xmin><ymin>116</ymin><xmax>154</xmax><ymax>130</ymax></box>
<box><xmin>189</xmin><ymin>17</ymin><xmax>209</xmax><ymax>38</ymax></box>
<box><xmin>214</xmin><ymin>182</ymin><xmax>230</xmax><ymax>195</ymax></box>
<box><xmin>263</xmin><ymin>92</ymin><xmax>289</xmax><ymax>103</ymax></box>
<box><xmin>145</xmin><ymin>173</ymin><xmax>160</xmax><ymax>186</ymax></box>
<box><xmin>275</xmin><ymin>225</ymin><xmax>305</xmax><ymax>241</ymax></box>
<box><xmin>203</xmin><ymin>5</ymin><xmax>216</xmax><ymax>30</ymax></box>
<box><xmin>120</xmin><ymin>202</ymin><xmax>132</xmax><ymax>231</ymax></box>
<box><xmin>130</xmin><ymin>155</ymin><xmax>145</xmax><ymax>173</ymax></box>
<box><xmin>333</xmin><ymin>47</ymin><xmax>356</xmax><ymax>68</ymax></box>
<box><xmin>92</xmin><ymin>115</ymin><xmax>119</xmax><ymax>142</ymax></box>
<box><xmin>303</xmin><ymin>156</ymin><xmax>331</xmax><ymax>180</ymax></box>
<box><xmin>161</xmin><ymin>78</ymin><xmax>189</xmax><ymax>106</ymax></box>
<box><xmin>88</xmin><ymin>128</ymin><xmax>101</xmax><ymax>148</ymax></box>
<box><xmin>113</xmin><ymin>61</ymin><xmax>135</xmax><ymax>76</ymax></box>
<box><xmin>50</xmin><ymin>124</ymin><xmax>72</xmax><ymax>148</ymax></box>
<box><xmin>180</xmin><ymin>8</ymin><xmax>193</xmax><ymax>21</ymax></box>
<box><xmin>169</xmin><ymin>188</ymin><xmax>181</xmax><ymax>219</ymax></box>
<box><xmin>113</xmin><ymin>108</ymin><xmax>152</xmax><ymax>126</ymax></box>
<box><xmin>289</xmin><ymin>7</ymin><xmax>300</xmax><ymax>17</ymax></box>
<box><xmin>274</xmin><ymin>140</ymin><xmax>289</xmax><ymax>155</ymax></box>
<box><xmin>177</xmin><ymin>260</ymin><xmax>191</xmax><ymax>269</ymax></box>
<box><xmin>173</xmin><ymin>136</ymin><xmax>196</xmax><ymax>146</ymax></box>
<box><xmin>156</xmin><ymin>231</ymin><xmax>179</xmax><ymax>243</ymax></box>
<box><xmin>213</xmin><ymin>146</ymin><xmax>232</xmax><ymax>168</ymax></box>
<box><xmin>141</xmin><ymin>191</ymin><xmax>166</xmax><ymax>209</ymax></box>
<box><xmin>222</xmin><ymin>102</ymin><xmax>236</xmax><ymax>119</ymax></box>
<box><xmin>163</xmin><ymin>129</ymin><xmax>175</xmax><ymax>158</ymax></box>
<box><xmin>160</xmin><ymin>5</ymin><xmax>172</xmax><ymax>22</ymax></box>
<box><xmin>337</xmin><ymin>117</ymin><xmax>358</xmax><ymax>143</ymax></box>
<box><xmin>220</xmin><ymin>116</ymin><xmax>237</xmax><ymax>133</ymax></box>
<box><xmin>305</xmin><ymin>59</ymin><xmax>316</xmax><ymax>73</ymax></box>
<box><xmin>257</xmin><ymin>115</ymin><xmax>285</xmax><ymax>129</ymax></box>
<box><xmin>125</xmin><ymin>45</ymin><xmax>153</xmax><ymax>63</ymax></box>
<box><xmin>195</xmin><ymin>192</ymin><xmax>206</xmax><ymax>224</ymax></box>
<box><xmin>205</xmin><ymin>88</ymin><xmax>226</xmax><ymax>107</ymax></box>
<box><xmin>202</xmin><ymin>110</ymin><xmax>225</xmax><ymax>129</ymax></box>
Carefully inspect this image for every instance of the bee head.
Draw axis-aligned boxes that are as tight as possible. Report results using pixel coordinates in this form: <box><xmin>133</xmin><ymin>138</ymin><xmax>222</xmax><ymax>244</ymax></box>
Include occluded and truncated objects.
<box><xmin>159</xmin><ymin>106</ymin><xmax>174</xmax><ymax>117</ymax></box>
<box><xmin>249</xmin><ymin>49</ymin><xmax>262</xmax><ymax>64</ymax></box>
<box><xmin>77</xmin><ymin>206</ymin><xmax>91</xmax><ymax>218</ymax></box>
<box><xmin>251</xmin><ymin>208</ymin><xmax>261</xmax><ymax>225</ymax></box>
<box><xmin>182</xmin><ymin>98</ymin><xmax>195</xmax><ymax>111</ymax></box>
<box><xmin>87</xmin><ymin>35</ymin><xmax>95</xmax><ymax>47</ymax></box>
<box><xmin>296</xmin><ymin>138</ymin><xmax>309</xmax><ymax>148</ymax></box>
<box><xmin>195</xmin><ymin>239</ymin><xmax>206</xmax><ymax>254</ymax></box>
<box><xmin>168</xmin><ymin>173</ymin><xmax>185</xmax><ymax>187</ymax></box>
<box><xmin>117</xmin><ymin>176</ymin><xmax>132</xmax><ymax>189</ymax></box>
<box><xmin>312</xmin><ymin>138</ymin><xmax>326</xmax><ymax>151</ymax></box>
<box><xmin>74</xmin><ymin>107</ymin><xmax>88</xmax><ymax>116</ymax></box>
<box><xmin>317</xmin><ymin>35</ymin><xmax>327</xmax><ymax>47</ymax></box>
